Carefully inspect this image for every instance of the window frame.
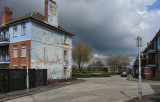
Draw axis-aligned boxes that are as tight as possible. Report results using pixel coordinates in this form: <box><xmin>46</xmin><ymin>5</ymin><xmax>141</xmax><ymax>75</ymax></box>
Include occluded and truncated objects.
<box><xmin>64</xmin><ymin>67</ymin><xmax>67</xmax><ymax>77</ymax></box>
<box><xmin>13</xmin><ymin>45</ymin><xmax>18</xmax><ymax>58</ymax></box>
<box><xmin>21</xmin><ymin>44</ymin><xmax>26</xmax><ymax>57</ymax></box>
<box><xmin>64</xmin><ymin>50</ymin><xmax>67</xmax><ymax>60</ymax></box>
<box><xmin>64</xmin><ymin>34</ymin><xmax>68</xmax><ymax>44</ymax></box>
<box><xmin>21</xmin><ymin>23</ymin><xmax>26</xmax><ymax>35</ymax></box>
<box><xmin>13</xmin><ymin>25</ymin><xmax>18</xmax><ymax>37</ymax></box>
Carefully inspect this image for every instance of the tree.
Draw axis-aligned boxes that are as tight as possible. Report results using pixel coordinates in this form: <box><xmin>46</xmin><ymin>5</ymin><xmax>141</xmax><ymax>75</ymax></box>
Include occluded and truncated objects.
<box><xmin>106</xmin><ymin>56</ymin><xmax>117</xmax><ymax>72</ymax></box>
<box><xmin>72</xmin><ymin>42</ymin><xmax>92</xmax><ymax>72</ymax></box>
<box><xmin>105</xmin><ymin>55</ymin><xmax>131</xmax><ymax>72</ymax></box>
<box><xmin>95</xmin><ymin>59</ymin><xmax>105</xmax><ymax>72</ymax></box>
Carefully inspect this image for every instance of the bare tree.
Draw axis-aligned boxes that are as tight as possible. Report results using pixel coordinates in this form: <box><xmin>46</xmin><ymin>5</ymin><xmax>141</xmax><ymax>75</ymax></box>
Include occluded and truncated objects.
<box><xmin>72</xmin><ymin>42</ymin><xmax>92</xmax><ymax>72</ymax></box>
<box><xmin>106</xmin><ymin>55</ymin><xmax>131</xmax><ymax>72</ymax></box>
<box><xmin>95</xmin><ymin>59</ymin><xmax>105</xmax><ymax>72</ymax></box>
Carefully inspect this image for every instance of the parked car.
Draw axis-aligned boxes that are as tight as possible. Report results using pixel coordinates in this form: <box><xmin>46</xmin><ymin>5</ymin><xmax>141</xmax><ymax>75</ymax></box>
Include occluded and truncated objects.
<box><xmin>121</xmin><ymin>72</ymin><xmax>127</xmax><ymax>77</ymax></box>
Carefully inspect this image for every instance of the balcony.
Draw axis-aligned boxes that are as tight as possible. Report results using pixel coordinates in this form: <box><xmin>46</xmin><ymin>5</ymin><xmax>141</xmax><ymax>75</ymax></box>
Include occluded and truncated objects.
<box><xmin>0</xmin><ymin>57</ymin><xmax>10</xmax><ymax>64</ymax></box>
<box><xmin>147</xmin><ymin>49</ymin><xmax>156</xmax><ymax>54</ymax></box>
<box><xmin>0</xmin><ymin>37</ymin><xmax>10</xmax><ymax>46</ymax></box>
<box><xmin>147</xmin><ymin>59</ymin><xmax>157</xmax><ymax>67</ymax></box>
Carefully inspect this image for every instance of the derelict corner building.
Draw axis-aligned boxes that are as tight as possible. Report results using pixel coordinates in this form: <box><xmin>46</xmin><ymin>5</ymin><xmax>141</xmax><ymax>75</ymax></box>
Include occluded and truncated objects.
<box><xmin>0</xmin><ymin>0</ymin><xmax>74</xmax><ymax>79</ymax></box>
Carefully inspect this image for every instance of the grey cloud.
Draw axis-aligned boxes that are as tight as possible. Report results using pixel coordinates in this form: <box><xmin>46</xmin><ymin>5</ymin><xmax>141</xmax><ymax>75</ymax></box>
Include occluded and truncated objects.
<box><xmin>0</xmin><ymin>0</ymin><xmax>159</xmax><ymax>61</ymax></box>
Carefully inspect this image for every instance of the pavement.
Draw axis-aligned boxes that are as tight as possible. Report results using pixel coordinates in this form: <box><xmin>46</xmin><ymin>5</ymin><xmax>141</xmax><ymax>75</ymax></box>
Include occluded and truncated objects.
<box><xmin>0</xmin><ymin>79</ymin><xmax>85</xmax><ymax>102</ymax></box>
<box><xmin>1</xmin><ymin>75</ymin><xmax>160</xmax><ymax>102</ymax></box>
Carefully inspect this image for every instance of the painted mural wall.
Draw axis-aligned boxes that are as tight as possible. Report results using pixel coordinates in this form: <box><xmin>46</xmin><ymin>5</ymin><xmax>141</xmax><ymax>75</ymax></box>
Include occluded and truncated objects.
<box><xmin>30</xmin><ymin>22</ymin><xmax>72</xmax><ymax>79</ymax></box>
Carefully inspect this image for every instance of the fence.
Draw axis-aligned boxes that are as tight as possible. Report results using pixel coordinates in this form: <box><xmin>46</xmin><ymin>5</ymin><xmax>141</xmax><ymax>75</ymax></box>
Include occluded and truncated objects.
<box><xmin>0</xmin><ymin>69</ymin><xmax>47</xmax><ymax>93</ymax></box>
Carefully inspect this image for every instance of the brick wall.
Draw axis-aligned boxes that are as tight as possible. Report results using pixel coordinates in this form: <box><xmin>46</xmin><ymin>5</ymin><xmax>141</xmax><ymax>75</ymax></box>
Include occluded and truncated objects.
<box><xmin>9</xmin><ymin>40</ymin><xmax>31</xmax><ymax>69</ymax></box>
<box><xmin>2</xmin><ymin>7</ymin><xmax>12</xmax><ymax>25</ymax></box>
<box><xmin>144</xmin><ymin>68</ymin><xmax>153</xmax><ymax>79</ymax></box>
<box><xmin>158</xmin><ymin>50</ymin><xmax>160</xmax><ymax>78</ymax></box>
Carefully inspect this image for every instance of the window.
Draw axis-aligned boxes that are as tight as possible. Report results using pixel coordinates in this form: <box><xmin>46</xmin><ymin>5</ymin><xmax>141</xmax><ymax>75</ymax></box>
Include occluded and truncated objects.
<box><xmin>13</xmin><ymin>25</ymin><xmax>17</xmax><ymax>37</ymax></box>
<box><xmin>21</xmin><ymin>64</ymin><xmax>26</xmax><ymax>69</ymax></box>
<box><xmin>13</xmin><ymin>65</ymin><xmax>18</xmax><ymax>69</ymax></box>
<box><xmin>64</xmin><ymin>51</ymin><xmax>67</xmax><ymax>60</ymax></box>
<box><xmin>64</xmin><ymin>67</ymin><xmax>67</xmax><ymax>77</ymax></box>
<box><xmin>21</xmin><ymin>44</ymin><xmax>26</xmax><ymax>57</ymax></box>
<box><xmin>13</xmin><ymin>45</ymin><xmax>18</xmax><ymax>57</ymax></box>
<box><xmin>64</xmin><ymin>34</ymin><xmax>68</xmax><ymax>43</ymax></box>
<box><xmin>21</xmin><ymin>23</ymin><xmax>26</xmax><ymax>35</ymax></box>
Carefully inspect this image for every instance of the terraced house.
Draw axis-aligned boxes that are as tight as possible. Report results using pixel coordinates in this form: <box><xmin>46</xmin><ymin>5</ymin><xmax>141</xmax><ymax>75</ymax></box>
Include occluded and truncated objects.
<box><xmin>0</xmin><ymin>0</ymin><xmax>74</xmax><ymax>79</ymax></box>
<box><xmin>133</xmin><ymin>30</ymin><xmax>160</xmax><ymax>79</ymax></box>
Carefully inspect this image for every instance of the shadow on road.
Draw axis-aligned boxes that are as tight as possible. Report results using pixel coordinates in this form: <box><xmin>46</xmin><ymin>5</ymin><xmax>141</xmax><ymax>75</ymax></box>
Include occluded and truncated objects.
<box><xmin>120</xmin><ymin>91</ymin><xmax>131</xmax><ymax>99</ymax></box>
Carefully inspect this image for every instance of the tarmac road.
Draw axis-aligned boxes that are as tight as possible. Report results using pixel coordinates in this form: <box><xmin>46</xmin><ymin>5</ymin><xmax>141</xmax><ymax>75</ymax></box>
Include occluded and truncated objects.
<box><xmin>4</xmin><ymin>75</ymin><xmax>160</xmax><ymax>102</ymax></box>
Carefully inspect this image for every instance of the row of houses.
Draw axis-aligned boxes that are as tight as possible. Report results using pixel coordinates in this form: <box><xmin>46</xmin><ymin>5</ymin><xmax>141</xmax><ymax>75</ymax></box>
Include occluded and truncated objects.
<box><xmin>0</xmin><ymin>0</ymin><xmax>73</xmax><ymax>79</ymax></box>
<box><xmin>133</xmin><ymin>30</ymin><xmax>160</xmax><ymax>79</ymax></box>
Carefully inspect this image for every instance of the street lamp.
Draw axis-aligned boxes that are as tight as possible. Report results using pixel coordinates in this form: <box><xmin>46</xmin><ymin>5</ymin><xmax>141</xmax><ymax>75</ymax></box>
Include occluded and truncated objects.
<box><xmin>136</xmin><ymin>36</ymin><xmax>142</xmax><ymax>100</ymax></box>
<box><xmin>26</xmin><ymin>47</ymin><xmax>31</xmax><ymax>92</ymax></box>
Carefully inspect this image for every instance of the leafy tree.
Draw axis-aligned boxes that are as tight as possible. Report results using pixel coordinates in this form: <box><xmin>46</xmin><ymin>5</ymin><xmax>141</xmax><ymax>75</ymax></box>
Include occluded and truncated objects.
<box><xmin>72</xmin><ymin>42</ymin><xmax>92</xmax><ymax>72</ymax></box>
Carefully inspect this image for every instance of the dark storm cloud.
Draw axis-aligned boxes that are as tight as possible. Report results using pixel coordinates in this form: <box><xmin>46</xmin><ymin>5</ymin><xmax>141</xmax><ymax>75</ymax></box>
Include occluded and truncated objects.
<box><xmin>0</xmin><ymin>0</ymin><xmax>160</xmax><ymax>62</ymax></box>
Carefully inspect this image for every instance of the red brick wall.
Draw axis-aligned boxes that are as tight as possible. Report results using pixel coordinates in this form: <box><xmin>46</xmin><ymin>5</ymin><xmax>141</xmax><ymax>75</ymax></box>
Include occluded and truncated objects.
<box><xmin>45</xmin><ymin>0</ymin><xmax>48</xmax><ymax>22</ymax></box>
<box><xmin>9</xmin><ymin>40</ymin><xmax>31</xmax><ymax>69</ymax></box>
<box><xmin>144</xmin><ymin>68</ymin><xmax>153</xmax><ymax>79</ymax></box>
<box><xmin>158</xmin><ymin>50</ymin><xmax>160</xmax><ymax>78</ymax></box>
<box><xmin>2</xmin><ymin>7</ymin><xmax>12</xmax><ymax>25</ymax></box>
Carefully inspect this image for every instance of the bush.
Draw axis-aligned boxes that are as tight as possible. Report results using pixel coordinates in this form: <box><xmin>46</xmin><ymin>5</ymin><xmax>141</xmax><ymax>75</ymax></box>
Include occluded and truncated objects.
<box><xmin>91</xmin><ymin>73</ymin><xmax>111</xmax><ymax>77</ymax></box>
<box><xmin>72</xmin><ymin>73</ymin><xmax>92</xmax><ymax>78</ymax></box>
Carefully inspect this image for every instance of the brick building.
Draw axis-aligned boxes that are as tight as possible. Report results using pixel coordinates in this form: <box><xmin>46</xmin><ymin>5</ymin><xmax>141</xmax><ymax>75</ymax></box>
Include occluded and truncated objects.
<box><xmin>0</xmin><ymin>0</ymin><xmax>74</xmax><ymax>79</ymax></box>
<box><xmin>133</xmin><ymin>30</ymin><xmax>160</xmax><ymax>79</ymax></box>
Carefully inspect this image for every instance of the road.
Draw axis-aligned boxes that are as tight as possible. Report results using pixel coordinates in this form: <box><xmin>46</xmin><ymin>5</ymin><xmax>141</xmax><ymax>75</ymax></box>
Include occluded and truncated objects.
<box><xmin>5</xmin><ymin>75</ymin><xmax>160</xmax><ymax>102</ymax></box>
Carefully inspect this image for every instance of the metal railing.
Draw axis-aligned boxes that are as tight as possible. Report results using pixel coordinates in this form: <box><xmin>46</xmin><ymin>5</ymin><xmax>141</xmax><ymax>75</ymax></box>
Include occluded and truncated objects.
<box><xmin>0</xmin><ymin>37</ymin><xmax>10</xmax><ymax>42</ymax></box>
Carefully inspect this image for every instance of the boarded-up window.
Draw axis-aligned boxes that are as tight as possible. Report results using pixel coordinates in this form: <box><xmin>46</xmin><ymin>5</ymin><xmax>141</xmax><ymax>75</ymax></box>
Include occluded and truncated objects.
<box><xmin>13</xmin><ymin>45</ymin><xmax>18</xmax><ymax>57</ymax></box>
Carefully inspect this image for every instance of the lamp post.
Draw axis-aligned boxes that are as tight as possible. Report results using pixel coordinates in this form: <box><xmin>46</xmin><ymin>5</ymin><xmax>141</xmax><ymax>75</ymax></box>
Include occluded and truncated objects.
<box><xmin>26</xmin><ymin>47</ymin><xmax>31</xmax><ymax>92</ymax></box>
<box><xmin>136</xmin><ymin>36</ymin><xmax>142</xmax><ymax>100</ymax></box>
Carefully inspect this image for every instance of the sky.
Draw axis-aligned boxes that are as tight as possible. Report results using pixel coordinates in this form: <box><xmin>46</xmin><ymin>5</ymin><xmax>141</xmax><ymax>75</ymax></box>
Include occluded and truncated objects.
<box><xmin>0</xmin><ymin>0</ymin><xmax>160</xmax><ymax>64</ymax></box>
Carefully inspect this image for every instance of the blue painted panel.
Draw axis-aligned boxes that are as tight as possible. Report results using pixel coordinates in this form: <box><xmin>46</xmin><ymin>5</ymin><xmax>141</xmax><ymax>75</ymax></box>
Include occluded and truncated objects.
<box><xmin>9</xmin><ymin>21</ymin><xmax>31</xmax><ymax>43</ymax></box>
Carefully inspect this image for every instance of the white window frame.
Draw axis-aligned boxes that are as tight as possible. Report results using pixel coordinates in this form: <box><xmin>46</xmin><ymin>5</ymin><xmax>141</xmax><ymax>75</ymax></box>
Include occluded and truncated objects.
<box><xmin>13</xmin><ymin>45</ymin><xmax>18</xmax><ymax>58</ymax></box>
<box><xmin>21</xmin><ymin>64</ymin><xmax>26</xmax><ymax>69</ymax></box>
<box><xmin>13</xmin><ymin>65</ymin><xmax>18</xmax><ymax>69</ymax></box>
<box><xmin>64</xmin><ymin>67</ymin><xmax>67</xmax><ymax>77</ymax></box>
<box><xmin>21</xmin><ymin>23</ymin><xmax>26</xmax><ymax>35</ymax></box>
<box><xmin>63</xmin><ymin>34</ymin><xmax>68</xmax><ymax>44</ymax></box>
<box><xmin>13</xmin><ymin>25</ymin><xmax>18</xmax><ymax>37</ymax></box>
<box><xmin>21</xmin><ymin>44</ymin><xmax>26</xmax><ymax>57</ymax></box>
<box><xmin>64</xmin><ymin>50</ymin><xmax>67</xmax><ymax>60</ymax></box>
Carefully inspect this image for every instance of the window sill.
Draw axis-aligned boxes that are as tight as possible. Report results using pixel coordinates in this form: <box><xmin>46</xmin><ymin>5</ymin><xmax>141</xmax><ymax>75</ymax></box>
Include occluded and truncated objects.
<box><xmin>20</xmin><ymin>56</ymin><xmax>26</xmax><ymax>58</ymax></box>
<box><xmin>12</xmin><ymin>57</ymin><xmax>18</xmax><ymax>58</ymax></box>
<box><xmin>21</xmin><ymin>34</ymin><xmax>26</xmax><ymax>36</ymax></box>
<box><xmin>13</xmin><ymin>36</ymin><xmax>18</xmax><ymax>38</ymax></box>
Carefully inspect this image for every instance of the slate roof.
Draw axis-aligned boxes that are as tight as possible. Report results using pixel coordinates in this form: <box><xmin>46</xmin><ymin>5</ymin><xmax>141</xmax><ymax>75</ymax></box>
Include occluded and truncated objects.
<box><xmin>0</xmin><ymin>12</ymin><xmax>74</xmax><ymax>36</ymax></box>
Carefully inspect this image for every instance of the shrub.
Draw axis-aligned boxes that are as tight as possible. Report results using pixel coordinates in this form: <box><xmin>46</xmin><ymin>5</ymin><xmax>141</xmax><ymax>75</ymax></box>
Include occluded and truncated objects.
<box><xmin>91</xmin><ymin>72</ymin><xmax>111</xmax><ymax>77</ymax></box>
<box><xmin>72</xmin><ymin>73</ymin><xmax>92</xmax><ymax>78</ymax></box>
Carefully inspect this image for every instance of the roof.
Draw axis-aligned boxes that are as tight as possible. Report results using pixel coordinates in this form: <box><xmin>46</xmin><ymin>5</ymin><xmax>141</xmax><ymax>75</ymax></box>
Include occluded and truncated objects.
<box><xmin>0</xmin><ymin>12</ymin><xmax>74</xmax><ymax>36</ymax></box>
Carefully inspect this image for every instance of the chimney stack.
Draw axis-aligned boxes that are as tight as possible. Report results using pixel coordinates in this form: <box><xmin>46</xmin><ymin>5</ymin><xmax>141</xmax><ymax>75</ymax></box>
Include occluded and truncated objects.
<box><xmin>45</xmin><ymin>0</ymin><xmax>48</xmax><ymax>22</ymax></box>
<box><xmin>2</xmin><ymin>7</ymin><xmax>12</xmax><ymax>25</ymax></box>
<box><xmin>45</xmin><ymin>0</ymin><xmax>58</xmax><ymax>27</ymax></box>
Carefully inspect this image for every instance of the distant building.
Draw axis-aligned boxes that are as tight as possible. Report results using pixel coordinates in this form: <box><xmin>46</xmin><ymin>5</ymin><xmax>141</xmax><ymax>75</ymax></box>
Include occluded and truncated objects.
<box><xmin>0</xmin><ymin>0</ymin><xmax>74</xmax><ymax>79</ymax></box>
<box><xmin>133</xmin><ymin>30</ymin><xmax>160</xmax><ymax>79</ymax></box>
